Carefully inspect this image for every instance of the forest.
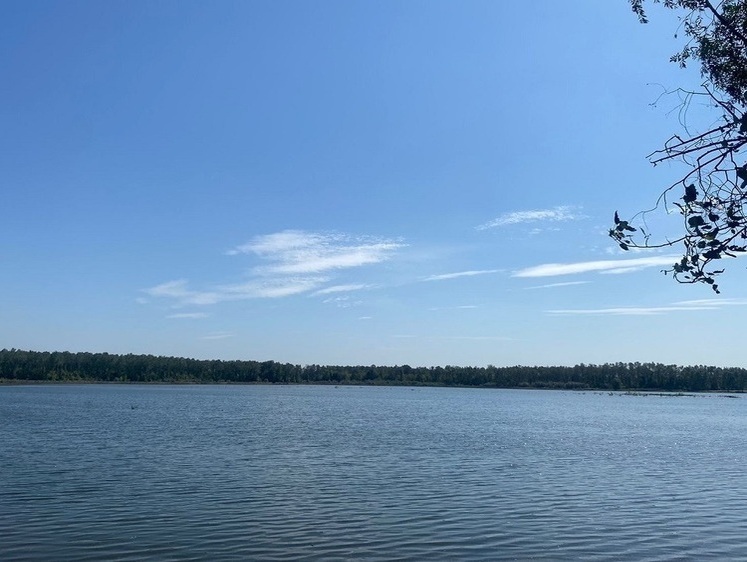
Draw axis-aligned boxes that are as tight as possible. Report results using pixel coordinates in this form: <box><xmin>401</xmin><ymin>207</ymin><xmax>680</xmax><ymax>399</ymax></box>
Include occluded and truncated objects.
<box><xmin>1</xmin><ymin>348</ymin><xmax>745</xmax><ymax>392</ymax></box>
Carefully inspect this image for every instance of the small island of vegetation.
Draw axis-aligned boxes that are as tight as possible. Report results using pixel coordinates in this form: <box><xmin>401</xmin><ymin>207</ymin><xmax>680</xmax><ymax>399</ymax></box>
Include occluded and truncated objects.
<box><xmin>2</xmin><ymin>348</ymin><xmax>746</xmax><ymax>392</ymax></box>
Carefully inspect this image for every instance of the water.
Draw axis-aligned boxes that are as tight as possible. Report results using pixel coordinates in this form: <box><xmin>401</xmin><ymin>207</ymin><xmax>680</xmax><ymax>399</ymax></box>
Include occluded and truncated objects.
<box><xmin>1</xmin><ymin>384</ymin><xmax>746</xmax><ymax>560</ymax></box>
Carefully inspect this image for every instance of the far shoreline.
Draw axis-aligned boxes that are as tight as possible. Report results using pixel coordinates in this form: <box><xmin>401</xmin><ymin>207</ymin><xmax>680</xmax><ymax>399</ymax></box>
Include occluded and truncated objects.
<box><xmin>1</xmin><ymin>378</ymin><xmax>743</xmax><ymax>397</ymax></box>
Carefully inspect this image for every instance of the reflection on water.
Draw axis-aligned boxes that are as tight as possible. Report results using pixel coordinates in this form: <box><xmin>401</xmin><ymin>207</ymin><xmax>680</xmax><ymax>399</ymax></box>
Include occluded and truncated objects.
<box><xmin>1</xmin><ymin>384</ymin><xmax>746</xmax><ymax>560</ymax></box>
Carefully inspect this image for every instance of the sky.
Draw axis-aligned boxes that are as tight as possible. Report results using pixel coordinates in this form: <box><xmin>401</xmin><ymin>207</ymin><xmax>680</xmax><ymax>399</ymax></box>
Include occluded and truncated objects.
<box><xmin>3</xmin><ymin>0</ymin><xmax>747</xmax><ymax>368</ymax></box>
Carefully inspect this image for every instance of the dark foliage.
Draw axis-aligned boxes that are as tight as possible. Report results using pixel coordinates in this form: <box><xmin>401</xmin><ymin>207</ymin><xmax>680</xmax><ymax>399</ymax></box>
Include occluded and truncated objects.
<box><xmin>612</xmin><ymin>1</ymin><xmax>747</xmax><ymax>292</ymax></box>
<box><xmin>2</xmin><ymin>349</ymin><xmax>746</xmax><ymax>392</ymax></box>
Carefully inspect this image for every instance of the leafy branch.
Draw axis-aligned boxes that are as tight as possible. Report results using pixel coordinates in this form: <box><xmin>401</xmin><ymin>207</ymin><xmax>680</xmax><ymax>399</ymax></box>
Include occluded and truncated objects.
<box><xmin>613</xmin><ymin>1</ymin><xmax>747</xmax><ymax>292</ymax></box>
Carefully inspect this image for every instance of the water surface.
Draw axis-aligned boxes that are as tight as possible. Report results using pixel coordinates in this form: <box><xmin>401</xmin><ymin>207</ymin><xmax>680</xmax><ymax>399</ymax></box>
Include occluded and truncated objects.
<box><xmin>2</xmin><ymin>385</ymin><xmax>746</xmax><ymax>560</ymax></box>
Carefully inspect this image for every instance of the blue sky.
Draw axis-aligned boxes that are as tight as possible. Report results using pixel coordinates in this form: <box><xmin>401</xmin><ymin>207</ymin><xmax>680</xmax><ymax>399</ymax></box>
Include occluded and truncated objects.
<box><xmin>4</xmin><ymin>0</ymin><xmax>747</xmax><ymax>367</ymax></box>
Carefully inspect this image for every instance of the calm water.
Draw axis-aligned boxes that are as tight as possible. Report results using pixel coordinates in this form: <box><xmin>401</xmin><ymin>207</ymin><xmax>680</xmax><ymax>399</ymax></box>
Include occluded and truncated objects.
<box><xmin>1</xmin><ymin>384</ymin><xmax>746</xmax><ymax>560</ymax></box>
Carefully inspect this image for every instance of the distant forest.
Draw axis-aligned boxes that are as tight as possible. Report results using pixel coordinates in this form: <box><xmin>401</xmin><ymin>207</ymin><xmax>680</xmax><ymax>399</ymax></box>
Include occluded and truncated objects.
<box><xmin>2</xmin><ymin>348</ymin><xmax>747</xmax><ymax>392</ymax></box>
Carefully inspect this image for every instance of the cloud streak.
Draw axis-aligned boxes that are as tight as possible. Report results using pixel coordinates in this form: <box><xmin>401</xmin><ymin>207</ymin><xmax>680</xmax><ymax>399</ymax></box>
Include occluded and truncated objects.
<box><xmin>424</xmin><ymin>269</ymin><xmax>502</xmax><ymax>281</ymax></box>
<box><xmin>513</xmin><ymin>256</ymin><xmax>678</xmax><ymax>278</ymax></box>
<box><xmin>166</xmin><ymin>312</ymin><xmax>209</xmax><ymax>319</ymax></box>
<box><xmin>525</xmin><ymin>281</ymin><xmax>591</xmax><ymax>290</ymax></box>
<box><xmin>477</xmin><ymin>205</ymin><xmax>584</xmax><ymax>230</ymax></box>
<box><xmin>228</xmin><ymin>230</ymin><xmax>404</xmax><ymax>274</ymax></box>
<box><xmin>312</xmin><ymin>284</ymin><xmax>371</xmax><ymax>295</ymax></box>
<box><xmin>548</xmin><ymin>297</ymin><xmax>747</xmax><ymax>316</ymax></box>
<box><xmin>146</xmin><ymin>230</ymin><xmax>404</xmax><ymax>307</ymax></box>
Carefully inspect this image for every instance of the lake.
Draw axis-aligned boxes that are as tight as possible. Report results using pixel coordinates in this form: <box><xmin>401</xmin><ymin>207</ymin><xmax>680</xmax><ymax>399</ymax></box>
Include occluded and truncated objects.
<box><xmin>1</xmin><ymin>384</ymin><xmax>746</xmax><ymax>560</ymax></box>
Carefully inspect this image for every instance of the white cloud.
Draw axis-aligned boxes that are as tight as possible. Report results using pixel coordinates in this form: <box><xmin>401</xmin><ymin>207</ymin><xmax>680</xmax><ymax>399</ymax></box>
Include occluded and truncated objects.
<box><xmin>429</xmin><ymin>305</ymin><xmax>479</xmax><ymax>311</ymax></box>
<box><xmin>548</xmin><ymin>305</ymin><xmax>717</xmax><ymax>316</ymax></box>
<box><xmin>145</xmin><ymin>280</ymin><xmax>223</xmax><ymax>305</ymax></box>
<box><xmin>145</xmin><ymin>277</ymin><xmax>329</xmax><ymax>305</ymax></box>
<box><xmin>513</xmin><ymin>256</ymin><xmax>679</xmax><ymax>278</ymax></box>
<box><xmin>322</xmin><ymin>295</ymin><xmax>362</xmax><ymax>308</ymax></box>
<box><xmin>146</xmin><ymin>279</ymin><xmax>191</xmax><ymax>298</ymax></box>
<box><xmin>312</xmin><ymin>284</ymin><xmax>371</xmax><ymax>295</ymax></box>
<box><xmin>673</xmin><ymin>298</ymin><xmax>747</xmax><ymax>307</ymax></box>
<box><xmin>221</xmin><ymin>277</ymin><xmax>329</xmax><ymax>299</ymax></box>
<box><xmin>525</xmin><ymin>281</ymin><xmax>591</xmax><ymax>290</ymax></box>
<box><xmin>228</xmin><ymin>230</ymin><xmax>404</xmax><ymax>274</ymax></box>
<box><xmin>547</xmin><ymin>297</ymin><xmax>747</xmax><ymax>316</ymax></box>
<box><xmin>477</xmin><ymin>205</ymin><xmax>585</xmax><ymax>230</ymax></box>
<box><xmin>424</xmin><ymin>269</ymin><xmax>502</xmax><ymax>281</ymax></box>
<box><xmin>146</xmin><ymin>230</ymin><xmax>402</xmax><ymax>307</ymax></box>
<box><xmin>599</xmin><ymin>266</ymin><xmax>652</xmax><ymax>275</ymax></box>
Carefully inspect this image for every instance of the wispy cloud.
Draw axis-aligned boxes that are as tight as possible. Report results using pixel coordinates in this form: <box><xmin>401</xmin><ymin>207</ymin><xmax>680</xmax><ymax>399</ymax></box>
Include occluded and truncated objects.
<box><xmin>221</xmin><ymin>277</ymin><xmax>329</xmax><ymax>299</ymax></box>
<box><xmin>166</xmin><ymin>312</ymin><xmax>209</xmax><ymax>319</ymax></box>
<box><xmin>477</xmin><ymin>205</ymin><xmax>584</xmax><ymax>230</ymax></box>
<box><xmin>312</xmin><ymin>284</ymin><xmax>371</xmax><ymax>295</ymax></box>
<box><xmin>429</xmin><ymin>305</ymin><xmax>478</xmax><ymax>311</ymax></box>
<box><xmin>525</xmin><ymin>281</ymin><xmax>591</xmax><ymax>290</ymax></box>
<box><xmin>513</xmin><ymin>256</ymin><xmax>678</xmax><ymax>278</ymax></box>
<box><xmin>548</xmin><ymin>298</ymin><xmax>747</xmax><ymax>316</ymax></box>
<box><xmin>673</xmin><ymin>298</ymin><xmax>747</xmax><ymax>307</ymax></box>
<box><xmin>322</xmin><ymin>295</ymin><xmax>362</xmax><ymax>308</ymax></box>
<box><xmin>548</xmin><ymin>305</ymin><xmax>715</xmax><ymax>316</ymax></box>
<box><xmin>227</xmin><ymin>230</ymin><xmax>404</xmax><ymax>274</ymax></box>
<box><xmin>145</xmin><ymin>280</ymin><xmax>223</xmax><ymax>305</ymax></box>
<box><xmin>424</xmin><ymin>269</ymin><xmax>502</xmax><ymax>281</ymax></box>
<box><xmin>145</xmin><ymin>230</ymin><xmax>403</xmax><ymax>307</ymax></box>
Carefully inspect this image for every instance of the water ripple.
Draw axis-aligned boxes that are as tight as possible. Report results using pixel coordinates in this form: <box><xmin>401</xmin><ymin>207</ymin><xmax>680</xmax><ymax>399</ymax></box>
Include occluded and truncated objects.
<box><xmin>2</xmin><ymin>385</ymin><xmax>747</xmax><ymax>560</ymax></box>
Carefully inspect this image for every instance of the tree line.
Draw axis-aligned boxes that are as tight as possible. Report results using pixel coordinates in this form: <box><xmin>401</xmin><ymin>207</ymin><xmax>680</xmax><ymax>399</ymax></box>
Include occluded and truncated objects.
<box><xmin>1</xmin><ymin>348</ymin><xmax>745</xmax><ymax>392</ymax></box>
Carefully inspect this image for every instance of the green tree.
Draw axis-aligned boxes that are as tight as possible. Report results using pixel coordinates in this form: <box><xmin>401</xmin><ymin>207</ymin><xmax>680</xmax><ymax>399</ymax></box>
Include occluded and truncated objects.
<box><xmin>611</xmin><ymin>0</ymin><xmax>747</xmax><ymax>292</ymax></box>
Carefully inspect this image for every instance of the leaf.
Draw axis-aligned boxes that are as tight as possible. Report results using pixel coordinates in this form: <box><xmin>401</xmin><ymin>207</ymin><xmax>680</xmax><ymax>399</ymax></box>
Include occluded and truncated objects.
<box><xmin>738</xmin><ymin>166</ymin><xmax>747</xmax><ymax>187</ymax></box>
<box><xmin>614</xmin><ymin>211</ymin><xmax>620</xmax><ymax>225</ymax></box>
<box><xmin>619</xmin><ymin>242</ymin><xmax>629</xmax><ymax>251</ymax></box>
<box><xmin>688</xmin><ymin>216</ymin><xmax>706</xmax><ymax>227</ymax></box>
<box><xmin>683</xmin><ymin>184</ymin><xmax>697</xmax><ymax>203</ymax></box>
